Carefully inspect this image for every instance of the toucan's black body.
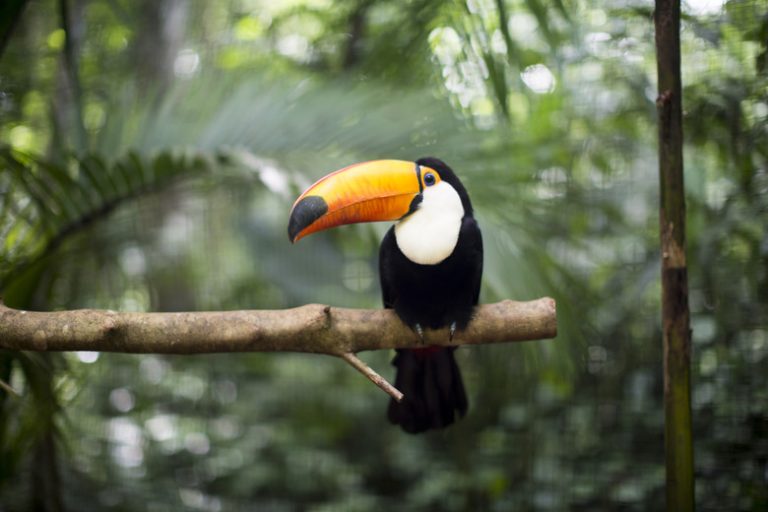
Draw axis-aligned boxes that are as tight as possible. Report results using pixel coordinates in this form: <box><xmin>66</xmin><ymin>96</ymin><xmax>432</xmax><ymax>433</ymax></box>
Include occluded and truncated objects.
<box><xmin>382</xmin><ymin>157</ymin><xmax>483</xmax><ymax>434</ymax></box>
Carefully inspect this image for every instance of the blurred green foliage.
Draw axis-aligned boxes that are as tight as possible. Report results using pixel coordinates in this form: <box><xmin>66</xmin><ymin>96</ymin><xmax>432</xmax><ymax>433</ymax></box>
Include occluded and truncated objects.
<box><xmin>1</xmin><ymin>0</ymin><xmax>767</xmax><ymax>510</ymax></box>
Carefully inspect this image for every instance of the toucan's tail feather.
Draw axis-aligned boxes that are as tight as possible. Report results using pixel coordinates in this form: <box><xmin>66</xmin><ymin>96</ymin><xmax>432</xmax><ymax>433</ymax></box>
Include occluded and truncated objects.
<box><xmin>387</xmin><ymin>347</ymin><xmax>467</xmax><ymax>434</ymax></box>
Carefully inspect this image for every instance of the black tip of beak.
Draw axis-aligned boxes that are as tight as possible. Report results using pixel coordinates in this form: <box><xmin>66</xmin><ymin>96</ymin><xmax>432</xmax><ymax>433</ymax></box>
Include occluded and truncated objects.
<box><xmin>287</xmin><ymin>195</ymin><xmax>329</xmax><ymax>242</ymax></box>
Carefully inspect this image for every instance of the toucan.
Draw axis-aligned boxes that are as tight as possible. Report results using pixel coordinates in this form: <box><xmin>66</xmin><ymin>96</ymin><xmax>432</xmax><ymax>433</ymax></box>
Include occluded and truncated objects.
<box><xmin>288</xmin><ymin>157</ymin><xmax>483</xmax><ymax>433</ymax></box>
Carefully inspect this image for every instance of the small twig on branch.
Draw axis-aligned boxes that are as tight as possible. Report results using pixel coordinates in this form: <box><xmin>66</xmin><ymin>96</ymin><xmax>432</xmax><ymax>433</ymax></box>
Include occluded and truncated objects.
<box><xmin>0</xmin><ymin>378</ymin><xmax>20</xmax><ymax>397</ymax></box>
<box><xmin>0</xmin><ymin>298</ymin><xmax>557</xmax><ymax>398</ymax></box>
<box><xmin>341</xmin><ymin>352</ymin><xmax>404</xmax><ymax>402</ymax></box>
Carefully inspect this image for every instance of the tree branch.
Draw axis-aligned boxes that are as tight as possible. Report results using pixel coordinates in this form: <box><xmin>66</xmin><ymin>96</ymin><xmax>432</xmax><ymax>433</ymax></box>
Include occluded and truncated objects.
<box><xmin>0</xmin><ymin>298</ymin><xmax>556</xmax><ymax>399</ymax></box>
<box><xmin>0</xmin><ymin>298</ymin><xmax>555</xmax><ymax>353</ymax></box>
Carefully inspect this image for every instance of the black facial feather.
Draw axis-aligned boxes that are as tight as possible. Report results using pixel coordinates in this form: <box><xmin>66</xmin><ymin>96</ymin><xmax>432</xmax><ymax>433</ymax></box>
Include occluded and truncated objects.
<box><xmin>416</xmin><ymin>157</ymin><xmax>474</xmax><ymax>216</ymax></box>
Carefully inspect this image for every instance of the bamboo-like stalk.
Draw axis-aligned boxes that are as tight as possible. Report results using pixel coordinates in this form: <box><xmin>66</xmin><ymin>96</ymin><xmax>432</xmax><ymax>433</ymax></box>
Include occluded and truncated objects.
<box><xmin>654</xmin><ymin>1</ymin><xmax>695</xmax><ymax>510</ymax></box>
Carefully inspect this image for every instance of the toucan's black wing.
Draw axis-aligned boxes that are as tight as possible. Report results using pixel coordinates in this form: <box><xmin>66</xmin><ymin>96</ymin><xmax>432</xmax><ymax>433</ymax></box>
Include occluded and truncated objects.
<box><xmin>463</xmin><ymin>215</ymin><xmax>483</xmax><ymax>306</ymax></box>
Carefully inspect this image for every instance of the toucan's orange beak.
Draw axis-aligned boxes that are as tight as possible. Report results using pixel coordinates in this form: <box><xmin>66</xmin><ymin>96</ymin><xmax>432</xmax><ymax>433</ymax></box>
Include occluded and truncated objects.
<box><xmin>288</xmin><ymin>160</ymin><xmax>431</xmax><ymax>243</ymax></box>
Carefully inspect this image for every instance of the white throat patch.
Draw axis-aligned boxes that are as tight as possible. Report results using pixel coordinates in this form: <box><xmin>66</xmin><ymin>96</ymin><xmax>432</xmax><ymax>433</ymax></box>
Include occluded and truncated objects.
<box><xmin>394</xmin><ymin>181</ymin><xmax>464</xmax><ymax>265</ymax></box>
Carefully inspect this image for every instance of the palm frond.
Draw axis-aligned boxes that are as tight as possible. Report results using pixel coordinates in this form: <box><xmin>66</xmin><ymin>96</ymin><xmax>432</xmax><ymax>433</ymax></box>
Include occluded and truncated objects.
<box><xmin>0</xmin><ymin>147</ymin><xmax>216</xmax><ymax>295</ymax></box>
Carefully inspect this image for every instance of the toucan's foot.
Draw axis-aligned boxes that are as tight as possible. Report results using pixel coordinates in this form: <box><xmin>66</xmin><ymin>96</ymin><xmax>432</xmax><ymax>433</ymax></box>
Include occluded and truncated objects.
<box><xmin>449</xmin><ymin>321</ymin><xmax>457</xmax><ymax>341</ymax></box>
<box><xmin>414</xmin><ymin>323</ymin><xmax>424</xmax><ymax>343</ymax></box>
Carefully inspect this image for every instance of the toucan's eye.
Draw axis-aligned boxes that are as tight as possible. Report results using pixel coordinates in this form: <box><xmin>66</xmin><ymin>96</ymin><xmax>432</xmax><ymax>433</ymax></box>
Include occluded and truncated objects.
<box><xmin>424</xmin><ymin>173</ymin><xmax>436</xmax><ymax>187</ymax></box>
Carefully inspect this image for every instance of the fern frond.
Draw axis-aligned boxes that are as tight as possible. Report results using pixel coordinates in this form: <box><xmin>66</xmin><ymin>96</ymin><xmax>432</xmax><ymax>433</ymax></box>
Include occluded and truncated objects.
<box><xmin>0</xmin><ymin>147</ymin><xmax>215</xmax><ymax>292</ymax></box>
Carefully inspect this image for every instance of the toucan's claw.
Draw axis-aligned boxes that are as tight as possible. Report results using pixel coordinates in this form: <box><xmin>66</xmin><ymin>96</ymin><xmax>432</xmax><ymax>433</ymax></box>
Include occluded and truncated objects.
<box><xmin>449</xmin><ymin>321</ymin><xmax>457</xmax><ymax>341</ymax></box>
<box><xmin>414</xmin><ymin>323</ymin><xmax>424</xmax><ymax>343</ymax></box>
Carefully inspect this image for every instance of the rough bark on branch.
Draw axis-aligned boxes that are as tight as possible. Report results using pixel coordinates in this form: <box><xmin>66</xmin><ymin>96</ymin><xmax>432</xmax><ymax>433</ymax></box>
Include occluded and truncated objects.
<box><xmin>0</xmin><ymin>298</ymin><xmax>556</xmax><ymax>400</ymax></box>
<box><xmin>0</xmin><ymin>298</ymin><xmax>555</xmax><ymax>354</ymax></box>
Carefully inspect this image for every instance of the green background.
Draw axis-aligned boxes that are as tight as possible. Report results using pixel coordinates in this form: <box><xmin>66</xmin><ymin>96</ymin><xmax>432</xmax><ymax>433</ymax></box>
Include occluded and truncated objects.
<box><xmin>1</xmin><ymin>0</ymin><xmax>766</xmax><ymax>510</ymax></box>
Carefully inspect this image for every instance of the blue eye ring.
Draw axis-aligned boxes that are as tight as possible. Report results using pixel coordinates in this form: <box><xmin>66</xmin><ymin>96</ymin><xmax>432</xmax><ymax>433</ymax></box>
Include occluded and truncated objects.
<box><xmin>424</xmin><ymin>172</ymin><xmax>436</xmax><ymax>187</ymax></box>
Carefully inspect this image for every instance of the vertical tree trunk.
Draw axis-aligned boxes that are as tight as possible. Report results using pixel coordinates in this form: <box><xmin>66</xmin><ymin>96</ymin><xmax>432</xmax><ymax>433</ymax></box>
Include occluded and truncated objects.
<box><xmin>31</xmin><ymin>421</ymin><xmax>65</xmax><ymax>512</ymax></box>
<box><xmin>654</xmin><ymin>1</ymin><xmax>695</xmax><ymax>511</ymax></box>
<box><xmin>56</xmin><ymin>0</ymin><xmax>87</xmax><ymax>154</ymax></box>
<box><xmin>133</xmin><ymin>0</ymin><xmax>188</xmax><ymax>88</ymax></box>
<box><xmin>342</xmin><ymin>1</ymin><xmax>370</xmax><ymax>70</ymax></box>
<box><xmin>0</xmin><ymin>0</ymin><xmax>29</xmax><ymax>59</ymax></box>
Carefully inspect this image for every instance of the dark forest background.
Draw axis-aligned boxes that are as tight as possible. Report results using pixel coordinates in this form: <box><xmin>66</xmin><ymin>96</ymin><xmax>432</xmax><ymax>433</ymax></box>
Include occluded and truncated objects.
<box><xmin>1</xmin><ymin>0</ymin><xmax>766</xmax><ymax>510</ymax></box>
